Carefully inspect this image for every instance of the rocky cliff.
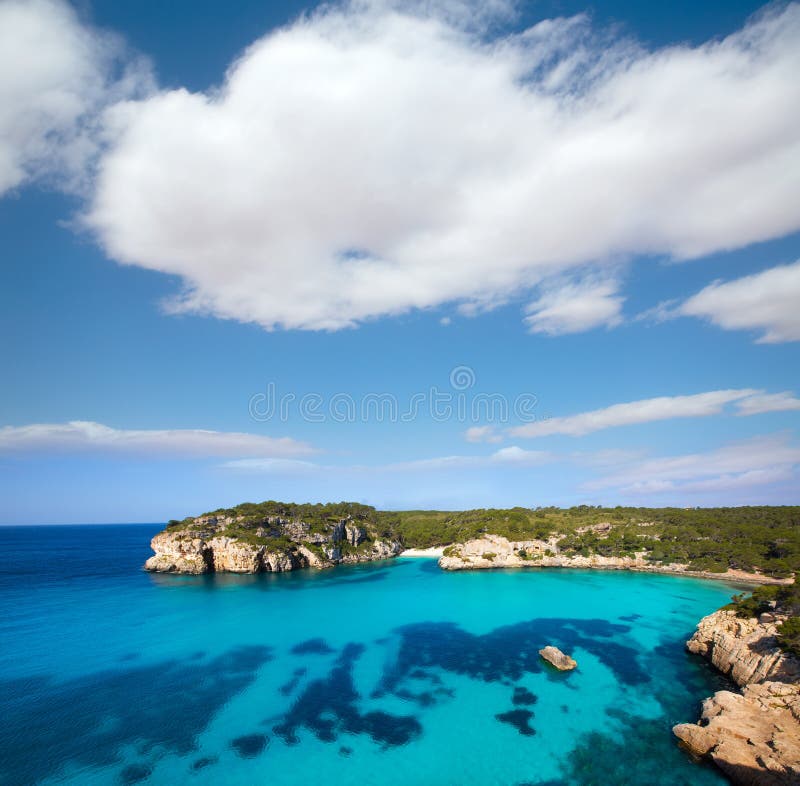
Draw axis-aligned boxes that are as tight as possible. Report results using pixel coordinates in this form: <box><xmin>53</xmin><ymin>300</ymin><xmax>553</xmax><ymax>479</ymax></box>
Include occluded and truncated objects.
<box><xmin>144</xmin><ymin>512</ymin><xmax>403</xmax><ymax>574</ymax></box>
<box><xmin>437</xmin><ymin>534</ymin><xmax>787</xmax><ymax>585</ymax></box>
<box><xmin>673</xmin><ymin>609</ymin><xmax>800</xmax><ymax>786</ymax></box>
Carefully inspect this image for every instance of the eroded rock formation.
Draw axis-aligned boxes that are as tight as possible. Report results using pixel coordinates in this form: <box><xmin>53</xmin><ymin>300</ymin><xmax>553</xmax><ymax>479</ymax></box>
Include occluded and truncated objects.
<box><xmin>538</xmin><ymin>645</ymin><xmax>577</xmax><ymax>671</ymax></box>
<box><xmin>673</xmin><ymin>609</ymin><xmax>800</xmax><ymax>786</ymax></box>
<box><xmin>144</xmin><ymin>514</ymin><xmax>402</xmax><ymax>575</ymax></box>
<box><xmin>438</xmin><ymin>534</ymin><xmax>785</xmax><ymax>584</ymax></box>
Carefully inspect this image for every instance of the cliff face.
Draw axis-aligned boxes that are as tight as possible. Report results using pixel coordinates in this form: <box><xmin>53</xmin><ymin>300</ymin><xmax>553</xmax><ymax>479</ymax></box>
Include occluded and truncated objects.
<box><xmin>437</xmin><ymin>534</ymin><xmax>786</xmax><ymax>585</ymax></box>
<box><xmin>438</xmin><ymin>534</ymin><xmax>654</xmax><ymax>571</ymax></box>
<box><xmin>673</xmin><ymin>610</ymin><xmax>800</xmax><ymax>786</ymax></box>
<box><xmin>144</xmin><ymin>515</ymin><xmax>403</xmax><ymax>575</ymax></box>
<box><xmin>685</xmin><ymin>610</ymin><xmax>800</xmax><ymax>685</ymax></box>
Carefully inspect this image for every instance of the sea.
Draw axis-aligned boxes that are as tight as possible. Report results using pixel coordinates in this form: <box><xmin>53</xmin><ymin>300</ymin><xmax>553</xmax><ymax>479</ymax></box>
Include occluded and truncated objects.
<box><xmin>0</xmin><ymin>524</ymin><xmax>740</xmax><ymax>785</ymax></box>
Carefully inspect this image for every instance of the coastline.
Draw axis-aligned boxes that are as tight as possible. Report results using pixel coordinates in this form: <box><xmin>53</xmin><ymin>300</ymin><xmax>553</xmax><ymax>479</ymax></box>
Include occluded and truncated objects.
<box><xmin>436</xmin><ymin>535</ymin><xmax>793</xmax><ymax>586</ymax></box>
<box><xmin>673</xmin><ymin>608</ymin><xmax>800</xmax><ymax>785</ymax></box>
<box><xmin>466</xmin><ymin>562</ymin><xmax>790</xmax><ymax>586</ymax></box>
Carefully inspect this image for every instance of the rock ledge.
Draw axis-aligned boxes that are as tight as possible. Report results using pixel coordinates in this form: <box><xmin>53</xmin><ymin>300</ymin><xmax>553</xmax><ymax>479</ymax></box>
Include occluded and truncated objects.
<box><xmin>673</xmin><ymin>609</ymin><xmax>800</xmax><ymax>786</ymax></box>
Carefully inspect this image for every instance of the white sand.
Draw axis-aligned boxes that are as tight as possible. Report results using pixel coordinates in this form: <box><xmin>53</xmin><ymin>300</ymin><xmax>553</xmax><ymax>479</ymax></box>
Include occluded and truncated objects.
<box><xmin>398</xmin><ymin>546</ymin><xmax>446</xmax><ymax>558</ymax></box>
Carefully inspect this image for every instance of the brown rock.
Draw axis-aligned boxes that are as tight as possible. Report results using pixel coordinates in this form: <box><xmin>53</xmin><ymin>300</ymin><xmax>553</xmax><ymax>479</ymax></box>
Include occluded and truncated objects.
<box><xmin>539</xmin><ymin>645</ymin><xmax>577</xmax><ymax>671</ymax></box>
<box><xmin>674</xmin><ymin>682</ymin><xmax>800</xmax><ymax>786</ymax></box>
<box><xmin>675</xmin><ymin>608</ymin><xmax>800</xmax><ymax>786</ymax></box>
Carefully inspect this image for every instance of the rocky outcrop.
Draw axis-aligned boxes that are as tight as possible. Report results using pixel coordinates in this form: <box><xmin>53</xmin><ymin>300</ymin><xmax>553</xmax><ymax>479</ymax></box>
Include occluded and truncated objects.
<box><xmin>143</xmin><ymin>532</ymin><xmax>213</xmax><ymax>574</ymax></box>
<box><xmin>438</xmin><ymin>534</ymin><xmax>786</xmax><ymax>585</ymax></box>
<box><xmin>674</xmin><ymin>682</ymin><xmax>800</xmax><ymax>786</ymax></box>
<box><xmin>145</xmin><ymin>515</ymin><xmax>403</xmax><ymax>575</ymax></box>
<box><xmin>673</xmin><ymin>609</ymin><xmax>800</xmax><ymax>786</ymax></box>
<box><xmin>685</xmin><ymin>610</ymin><xmax>800</xmax><ymax>685</ymax></box>
<box><xmin>539</xmin><ymin>645</ymin><xmax>577</xmax><ymax>671</ymax></box>
<box><xmin>345</xmin><ymin>524</ymin><xmax>367</xmax><ymax>546</ymax></box>
<box><xmin>340</xmin><ymin>539</ymin><xmax>403</xmax><ymax>562</ymax></box>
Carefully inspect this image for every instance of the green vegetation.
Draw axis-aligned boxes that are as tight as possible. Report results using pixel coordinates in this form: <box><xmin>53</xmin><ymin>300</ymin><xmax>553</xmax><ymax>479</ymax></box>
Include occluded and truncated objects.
<box><xmin>168</xmin><ymin>502</ymin><xmax>800</xmax><ymax>579</ymax></box>
<box><xmin>777</xmin><ymin>617</ymin><xmax>800</xmax><ymax>658</ymax></box>
<box><xmin>482</xmin><ymin>552</ymin><xmax>497</xmax><ymax>561</ymax></box>
<box><xmin>195</xmin><ymin>500</ymin><xmax>377</xmax><ymax>527</ymax></box>
<box><xmin>728</xmin><ymin>583</ymin><xmax>800</xmax><ymax>657</ymax></box>
<box><xmin>384</xmin><ymin>505</ymin><xmax>800</xmax><ymax>578</ymax></box>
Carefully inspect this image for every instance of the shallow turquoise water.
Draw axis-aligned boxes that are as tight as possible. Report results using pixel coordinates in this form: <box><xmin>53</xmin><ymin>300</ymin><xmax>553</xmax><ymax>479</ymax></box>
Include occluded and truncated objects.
<box><xmin>0</xmin><ymin>525</ymin><xmax>738</xmax><ymax>785</ymax></box>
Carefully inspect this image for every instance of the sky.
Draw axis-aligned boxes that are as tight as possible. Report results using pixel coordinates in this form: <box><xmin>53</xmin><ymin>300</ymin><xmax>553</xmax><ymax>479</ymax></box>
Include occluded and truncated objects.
<box><xmin>1</xmin><ymin>0</ymin><xmax>799</xmax><ymax>523</ymax></box>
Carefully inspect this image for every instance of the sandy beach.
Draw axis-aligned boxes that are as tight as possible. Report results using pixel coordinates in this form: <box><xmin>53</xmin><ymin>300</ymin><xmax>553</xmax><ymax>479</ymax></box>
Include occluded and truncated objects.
<box><xmin>398</xmin><ymin>546</ymin><xmax>445</xmax><ymax>558</ymax></box>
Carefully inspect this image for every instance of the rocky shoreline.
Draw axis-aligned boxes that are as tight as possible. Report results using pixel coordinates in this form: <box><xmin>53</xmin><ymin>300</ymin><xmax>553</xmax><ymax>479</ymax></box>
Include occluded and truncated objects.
<box><xmin>673</xmin><ymin>610</ymin><xmax>800</xmax><ymax>786</ymax></box>
<box><xmin>437</xmin><ymin>534</ymin><xmax>792</xmax><ymax>586</ymax></box>
<box><xmin>147</xmin><ymin>526</ymin><xmax>795</xmax><ymax>586</ymax></box>
<box><xmin>144</xmin><ymin>515</ymin><xmax>403</xmax><ymax>574</ymax></box>
<box><xmin>144</xmin><ymin>520</ymin><xmax>799</xmax><ymax>782</ymax></box>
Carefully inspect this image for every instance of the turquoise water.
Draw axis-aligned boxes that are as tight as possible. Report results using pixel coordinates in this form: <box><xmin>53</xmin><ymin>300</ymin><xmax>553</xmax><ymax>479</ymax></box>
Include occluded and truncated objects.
<box><xmin>0</xmin><ymin>525</ymin><xmax>738</xmax><ymax>785</ymax></box>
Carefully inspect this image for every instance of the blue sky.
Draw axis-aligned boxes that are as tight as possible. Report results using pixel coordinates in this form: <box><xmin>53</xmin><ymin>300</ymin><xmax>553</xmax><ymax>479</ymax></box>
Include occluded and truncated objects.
<box><xmin>1</xmin><ymin>0</ymin><xmax>799</xmax><ymax>522</ymax></box>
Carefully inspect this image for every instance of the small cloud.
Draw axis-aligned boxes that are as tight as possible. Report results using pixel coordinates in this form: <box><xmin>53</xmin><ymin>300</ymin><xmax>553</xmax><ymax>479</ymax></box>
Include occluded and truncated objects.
<box><xmin>440</xmin><ymin>316</ymin><xmax>452</xmax><ymax>326</ymax></box>
<box><xmin>464</xmin><ymin>425</ymin><xmax>502</xmax><ymax>443</ymax></box>
<box><xmin>220</xmin><ymin>458</ymin><xmax>319</xmax><ymax>473</ymax></box>
<box><xmin>677</xmin><ymin>261</ymin><xmax>800</xmax><ymax>343</ymax></box>
<box><xmin>524</xmin><ymin>276</ymin><xmax>624</xmax><ymax>336</ymax></box>
<box><xmin>735</xmin><ymin>391</ymin><xmax>800</xmax><ymax>416</ymax></box>
<box><xmin>489</xmin><ymin>446</ymin><xmax>552</xmax><ymax>465</ymax></box>
<box><xmin>634</xmin><ymin>298</ymin><xmax>680</xmax><ymax>324</ymax></box>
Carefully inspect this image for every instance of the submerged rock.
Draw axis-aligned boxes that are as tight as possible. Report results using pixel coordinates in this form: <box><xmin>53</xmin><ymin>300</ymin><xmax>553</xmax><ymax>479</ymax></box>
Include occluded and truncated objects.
<box><xmin>538</xmin><ymin>645</ymin><xmax>577</xmax><ymax>671</ymax></box>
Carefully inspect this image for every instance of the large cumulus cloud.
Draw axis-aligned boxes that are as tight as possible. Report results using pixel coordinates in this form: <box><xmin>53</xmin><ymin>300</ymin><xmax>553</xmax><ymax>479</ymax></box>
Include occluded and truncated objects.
<box><xmin>83</xmin><ymin>1</ymin><xmax>800</xmax><ymax>330</ymax></box>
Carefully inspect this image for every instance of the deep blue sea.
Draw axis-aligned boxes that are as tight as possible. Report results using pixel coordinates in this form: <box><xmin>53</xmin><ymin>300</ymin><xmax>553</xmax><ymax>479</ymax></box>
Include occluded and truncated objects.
<box><xmin>0</xmin><ymin>525</ymin><xmax>739</xmax><ymax>785</ymax></box>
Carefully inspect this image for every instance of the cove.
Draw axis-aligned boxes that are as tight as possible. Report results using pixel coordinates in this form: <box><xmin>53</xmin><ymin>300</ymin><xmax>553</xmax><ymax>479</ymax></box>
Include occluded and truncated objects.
<box><xmin>0</xmin><ymin>525</ymin><xmax>738</xmax><ymax>785</ymax></box>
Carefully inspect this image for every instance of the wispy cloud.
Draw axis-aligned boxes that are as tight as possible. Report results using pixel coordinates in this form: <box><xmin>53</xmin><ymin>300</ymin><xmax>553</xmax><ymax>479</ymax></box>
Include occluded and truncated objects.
<box><xmin>464</xmin><ymin>425</ymin><xmax>503</xmax><ymax>443</ymax></box>
<box><xmin>524</xmin><ymin>276</ymin><xmax>623</xmax><ymax>336</ymax></box>
<box><xmin>735</xmin><ymin>391</ymin><xmax>800</xmax><ymax>416</ymax></box>
<box><xmin>508</xmin><ymin>389</ymin><xmax>760</xmax><ymax>438</ymax></box>
<box><xmin>0</xmin><ymin>421</ymin><xmax>315</xmax><ymax>458</ymax></box>
<box><xmin>221</xmin><ymin>445</ymin><xmax>553</xmax><ymax>474</ymax></box>
<box><xmin>216</xmin><ymin>457</ymin><xmax>319</xmax><ymax>473</ymax></box>
<box><xmin>584</xmin><ymin>434</ymin><xmax>800</xmax><ymax>495</ymax></box>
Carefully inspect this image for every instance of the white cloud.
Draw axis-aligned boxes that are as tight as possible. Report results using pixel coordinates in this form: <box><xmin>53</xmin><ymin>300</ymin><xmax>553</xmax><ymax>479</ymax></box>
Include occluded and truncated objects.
<box><xmin>80</xmin><ymin>1</ymin><xmax>800</xmax><ymax>331</ymax></box>
<box><xmin>585</xmin><ymin>434</ymin><xmax>800</xmax><ymax>495</ymax></box>
<box><xmin>678</xmin><ymin>260</ymin><xmax>800</xmax><ymax>343</ymax></box>
<box><xmin>524</xmin><ymin>277</ymin><xmax>623</xmax><ymax>335</ymax></box>
<box><xmin>218</xmin><ymin>457</ymin><xmax>319</xmax><ymax>473</ymax></box>
<box><xmin>222</xmin><ymin>444</ymin><xmax>552</xmax><ymax>473</ymax></box>
<box><xmin>509</xmin><ymin>388</ymin><xmax>759</xmax><ymax>438</ymax></box>
<box><xmin>385</xmin><ymin>445</ymin><xmax>552</xmax><ymax>470</ymax></box>
<box><xmin>489</xmin><ymin>445</ymin><xmax>551</xmax><ymax>464</ymax></box>
<box><xmin>0</xmin><ymin>421</ymin><xmax>314</xmax><ymax>458</ymax></box>
<box><xmin>735</xmin><ymin>390</ymin><xmax>800</xmax><ymax>415</ymax></box>
<box><xmin>464</xmin><ymin>425</ymin><xmax>502</xmax><ymax>443</ymax></box>
<box><xmin>0</xmin><ymin>0</ymin><xmax>151</xmax><ymax>195</ymax></box>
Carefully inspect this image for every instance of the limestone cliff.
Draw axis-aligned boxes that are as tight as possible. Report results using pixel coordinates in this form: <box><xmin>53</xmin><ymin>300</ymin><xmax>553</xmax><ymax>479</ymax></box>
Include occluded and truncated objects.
<box><xmin>437</xmin><ymin>534</ymin><xmax>786</xmax><ymax>585</ymax></box>
<box><xmin>684</xmin><ymin>609</ymin><xmax>800</xmax><ymax>685</ymax></box>
<box><xmin>673</xmin><ymin>609</ymin><xmax>800</xmax><ymax>786</ymax></box>
<box><xmin>144</xmin><ymin>512</ymin><xmax>402</xmax><ymax>574</ymax></box>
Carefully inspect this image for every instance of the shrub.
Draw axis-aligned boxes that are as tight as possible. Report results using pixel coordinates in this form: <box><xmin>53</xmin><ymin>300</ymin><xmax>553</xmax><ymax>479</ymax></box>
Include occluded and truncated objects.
<box><xmin>777</xmin><ymin>617</ymin><xmax>800</xmax><ymax>658</ymax></box>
